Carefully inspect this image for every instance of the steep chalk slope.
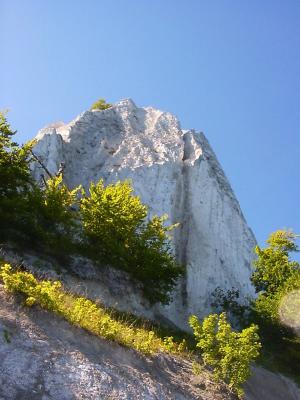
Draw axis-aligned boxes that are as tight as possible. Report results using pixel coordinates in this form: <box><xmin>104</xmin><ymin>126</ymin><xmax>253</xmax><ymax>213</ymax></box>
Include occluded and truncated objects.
<box><xmin>1</xmin><ymin>279</ymin><xmax>299</xmax><ymax>400</ymax></box>
<box><xmin>31</xmin><ymin>99</ymin><xmax>256</xmax><ymax>330</ymax></box>
<box><xmin>0</xmin><ymin>286</ymin><xmax>236</xmax><ymax>400</ymax></box>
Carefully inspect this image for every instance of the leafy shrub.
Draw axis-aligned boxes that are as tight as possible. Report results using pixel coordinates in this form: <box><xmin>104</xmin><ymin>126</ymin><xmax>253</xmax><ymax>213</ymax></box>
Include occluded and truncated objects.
<box><xmin>0</xmin><ymin>263</ymin><xmax>63</xmax><ymax>312</ymax></box>
<box><xmin>80</xmin><ymin>179</ymin><xmax>183</xmax><ymax>304</ymax></box>
<box><xmin>189</xmin><ymin>312</ymin><xmax>261</xmax><ymax>397</ymax></box>
<box><xmin>80</xmin><ymin>179</ymin><xmax>148</xmax><ymax>261</ymax></box>
<box><xmin>37</xmin><ymin>174</ymin><xmax>80</xmax><ymax>230</ymax></box>
<box><xmin>90</xmin><ymin>98</ymin><xmax>112</xmax><ymax>111</ymax></box>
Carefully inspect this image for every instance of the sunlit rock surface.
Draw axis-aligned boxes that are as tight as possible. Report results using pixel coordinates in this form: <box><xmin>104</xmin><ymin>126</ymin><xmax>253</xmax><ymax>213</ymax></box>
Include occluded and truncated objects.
<box><xmin>31</xmin><ymin>99</ymin><xmax>256</xmax><ymax>330</ymax></box>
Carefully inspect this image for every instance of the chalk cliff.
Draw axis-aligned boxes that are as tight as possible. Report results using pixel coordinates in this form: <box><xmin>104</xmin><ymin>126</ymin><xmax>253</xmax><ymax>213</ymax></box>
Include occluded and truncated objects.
<box><xmin>31</xmin><ymin>99</ymin><xmax>256</xmax><ymax>330</ymax></box>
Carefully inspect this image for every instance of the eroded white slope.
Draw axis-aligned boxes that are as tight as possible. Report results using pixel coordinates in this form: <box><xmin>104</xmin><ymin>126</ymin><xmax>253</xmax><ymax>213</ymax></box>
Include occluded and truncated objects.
<box><xmin>31</xmin><ymin>99</ymin><xmax>256</xmax><ymax>329</ymax></box>
<box><xmin>0</xmin><ymin>286</ymin><xmax>237</xmax><ymax>400</ymax></box>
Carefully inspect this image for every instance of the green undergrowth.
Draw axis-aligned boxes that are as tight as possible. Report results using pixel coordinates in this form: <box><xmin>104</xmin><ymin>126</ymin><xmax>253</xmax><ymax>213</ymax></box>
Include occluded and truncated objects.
<box><xmin>0</xmin><ymin>262</ymin><xmax>190</xmax><ymax>356</ymax></box>
<box><xmin>106</xmin><ymin>306</ymin><xmax>196</xmax><ymax>350</ymax></box>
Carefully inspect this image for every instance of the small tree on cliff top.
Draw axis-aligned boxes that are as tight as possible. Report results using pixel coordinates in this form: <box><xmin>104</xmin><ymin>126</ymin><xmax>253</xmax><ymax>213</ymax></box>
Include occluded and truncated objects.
<box><xmin>90</xmin><ymin>98</ymin><xmax>112</xmax><ymax>111</ymax></box>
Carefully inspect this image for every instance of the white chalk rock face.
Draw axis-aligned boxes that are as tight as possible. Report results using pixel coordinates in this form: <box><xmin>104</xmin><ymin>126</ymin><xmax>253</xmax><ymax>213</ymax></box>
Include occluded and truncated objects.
<box><xmin>31</xmin><ymin>99</ymin><xmax>256</xmax><ymax>330</ymax></box>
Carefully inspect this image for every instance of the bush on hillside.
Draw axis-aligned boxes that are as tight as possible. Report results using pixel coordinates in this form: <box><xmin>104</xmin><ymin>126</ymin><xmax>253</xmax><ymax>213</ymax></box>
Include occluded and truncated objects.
<box><xmin>189</xmin><ymin>312</ymin><xmax>261</xmax><ymax>397</ymax></box>
<box><xmin>80</xmin><ymin>179</ymin><xmax>183</xmax><ymax>304</ymax></box>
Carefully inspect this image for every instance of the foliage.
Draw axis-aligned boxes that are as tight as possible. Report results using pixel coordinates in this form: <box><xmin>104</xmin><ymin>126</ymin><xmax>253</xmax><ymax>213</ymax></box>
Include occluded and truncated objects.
<box><xmin>0</xmin><ymin>112</ymin><xmax>35</xmax><ymax>238</ymax></box>
<box><xmin>29</xmin><ymin>175</ymin><xmax>80</xmax><ymax>237</ymax></box>
<box><xmin>189</xmin><ymin>312</ymin><xmax>261</xmax><ymax>397</ymax></box>
<box><xmin>80</xmin><ymin>179</ymin><xmax>183</xmax><ymax>304</ymax></box>
<box><xmin>251</xmin><ymin>230</ymin><xmax>299</xmax><ymax>295</ymax></box>
<box><xmin>192</xmin><ymin>361</ymin><xmax>203</xmax><ymax>375</ymax></box>
<box><xmin>0</xmin><ymin>112</ymin><xmax>34</xmax><ymax>198</ymax></box>
<box><xmin>0</xmin><ymin>113</ymin><xmax>80</xmax><ymax>259</ymax></box>
<box><xmin>211</xmin><ymin>286</ymin><xmax>248</xmax><ymax>322</ymax></box>
<box><xmin>251</xmin><ymin>230</ymin><xmax>300</xmax><ymax>324</ymax></box>
<box><xmin>80</xmin><ymin>179</ymin><xmax>147</xmax><ymax>256</ymax></box>
<box><xmin>253</xmin><ymin>279</ymin><xmax>300</xmax><ymax>327</ymax></box>
<box><xmin>0</xmin><ymin>263</ymin><xmax>63</xmax><ymax>311</ymax></box>
<box><xmin>210</xmin><ymin>231</ymin><xmax>300</xmax><ymax>386</ymax></box>
<box><xmin>38</xmin><ymin>174</ymin><xmax>80</xmax><ymax>228</ymax></box>
<box><xmin>3</xmin><ymin>172</ymin><xmax>80</xmax><ymax>261</ymax></box>
<box><xmin>247</xmin><ymin>230</ymin><xmax>300</xmax><ymax>385</ymax></box>
<box><xmin>0</xmin><ymin>262</ymin><xmax>188</xmax><ymax>356</ymax></box>
<box><xmin>90</xmin><ymin>98</ymin><xmax>112</xmax><ymax>111</ymax></box>
<box><xmin>23</xmin><ymin>174</ymin><xmax>81</xmax><ymax>259</ymax></box>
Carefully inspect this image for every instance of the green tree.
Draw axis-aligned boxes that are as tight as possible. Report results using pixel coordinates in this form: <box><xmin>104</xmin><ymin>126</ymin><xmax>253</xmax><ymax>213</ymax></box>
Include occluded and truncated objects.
<box><xmin>25</xmin><ymin>174</ymin><xmax>81</xmax><ymax>259</ymax></box>
<box><xmin>129</xmin><ymin>214</ymin><xmax>183</xmax><ymax>303</ymax></box>
<box><xmin>80</xmin><ymin>179</ymin><xmax>183</xmax><ymax>303</ymax></box>
<box><xmin>90</xmin><ymin>98</ymin><xmax>112</xmax><ymax>111</ymax></box>
<box><xmin>189</xmin><ymin>312</ymin><xmax>261</xmax><ymax>397</ymax></box>
<box><xmin>0</xmin><ymin>112</ymin><xmax>34</xmax><ymax>197</ymax></box>
<box><xmin>0</xmin><ymin>112</ymin><xmax>35</xmax><ymax>239</ymax></box>
<box><xmin>250</xmin><ymin>230</ymin><xmax>300</xmax><ymax>384</ymax></box>
<box><xmin>35</xmin><ymin>174</ymin><xmax>80</xmax><ymax>233</ymax></box>
<box><xmin>0</xmin><ymin>112</ymin><xmax>80</xmax><ymax>258</ymax></box>
<box><xmin>251</xmin><ymin>230</ymin><xmax>300</xmax><ymax>294</ymax></box>
<box><xmin>80</xmin><ymin>179</ymin><xmax>147</xmax><ymax>261</ymax></box>
<box><xmin>251</xmin><ymin>230</ymin><xmax>300</xmax><ymax>324</ymax></box>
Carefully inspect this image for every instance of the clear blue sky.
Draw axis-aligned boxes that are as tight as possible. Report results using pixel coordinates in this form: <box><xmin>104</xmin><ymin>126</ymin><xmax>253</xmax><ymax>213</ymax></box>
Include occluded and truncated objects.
<box><xmin>1</xmin><ymin>0</ymin><xmax>299</xmax><ymax>250</ymax></box>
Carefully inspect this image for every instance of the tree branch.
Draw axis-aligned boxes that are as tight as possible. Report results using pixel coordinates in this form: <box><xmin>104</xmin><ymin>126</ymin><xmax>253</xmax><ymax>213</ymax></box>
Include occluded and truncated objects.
<box><xmin>30</xmin><ymin>149</ymin><xmax>53</xmax><ymax>178</ymax></box>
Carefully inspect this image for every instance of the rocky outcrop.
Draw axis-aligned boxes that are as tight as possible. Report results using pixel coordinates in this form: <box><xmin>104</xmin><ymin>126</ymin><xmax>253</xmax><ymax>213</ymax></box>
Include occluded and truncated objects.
<box><xmin>31</xmin><ymin>99</ymin><xmax>256</xmax><ymax>330</ymax></box>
